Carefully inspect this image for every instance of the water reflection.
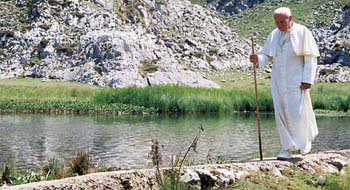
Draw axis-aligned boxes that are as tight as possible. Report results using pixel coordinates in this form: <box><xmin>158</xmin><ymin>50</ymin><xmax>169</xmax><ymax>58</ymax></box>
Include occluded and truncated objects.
<box><xmin>0</xmin><ymin>113</ymin><xmax>349</xmax><ymax>171</ymax></box>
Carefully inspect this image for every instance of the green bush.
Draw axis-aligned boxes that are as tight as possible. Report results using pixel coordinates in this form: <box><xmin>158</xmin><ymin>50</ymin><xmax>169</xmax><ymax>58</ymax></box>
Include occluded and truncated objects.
<box><xmin>1</xmin><ymin>164</ymin><xmax>14</xmax><ymax>185</ymax></box>
<box><xmin>69</xmin><ymin>152</ymin><xmax>91</xmax><ymax>176</ymax></box>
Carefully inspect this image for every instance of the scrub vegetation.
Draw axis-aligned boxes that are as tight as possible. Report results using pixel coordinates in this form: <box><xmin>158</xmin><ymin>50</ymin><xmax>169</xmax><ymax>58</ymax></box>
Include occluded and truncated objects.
<box><xmin>149</xmin><ymin>127</ymin><xmax>203</xmax><ymax>190</ymax></box>
<box><xmin>0</xmin><ymin>0</ymin><xmax>31</xmax><ymax>32</ymax></box>
<box><xmin>189</xmin><ymin>0</ymin><xmax>208</xmax><ymax>7</ymax></box>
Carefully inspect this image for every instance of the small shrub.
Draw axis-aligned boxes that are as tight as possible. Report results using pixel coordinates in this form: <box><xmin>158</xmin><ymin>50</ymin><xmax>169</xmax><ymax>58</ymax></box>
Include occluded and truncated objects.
<box><xmin>55</xmin><ymin>43</ymin><xmax>78</xmax><ymax>55</ymax></box>
<box><xmin>39</xmin><ymin>38</ymin><xmax>50</xmax><ymax>48</ymax></box>
<box><xmin>69</xmin><ymin>152</ymin><xmax>91</xmax><ymax>176</ymax></box>
<box><xmin>12</xmin><ymin>171</ymin><xmax>43</xmax><ymax>185</ymax></box>
<box><xmin>30</xmin><ymin>57</ymin><xmax>41</xmax><ymax>66</ymax></box>
<box><xmin>208</xmin><ymin>47</ymin><xmax>219</xmax><ymax>55</ymax></box>
<box><xmin>149</xmin><ymin>139</ymin><xmax>163</xmax><ymax>183</ymax></box>
<box><xmin>159</xmin><ymin>171</ymin><xmax>191</xmax><ymax>190</ymax></box>
<box><xmin>114</xmin><ymin>0</ymin><xmax>152</xmax><ymax>24</ymax></box>
<box><xmin>155</xmin><ymin>0</ymin><xmax>168</xmax><ymax>5</ymax></box>
<box><xmin>1</xmin><ymin>164</ymin><xmax>14</xmax><ymax>185</ymax></box>
<box><xmin>38</xmin><ymin>24</ymin><xmax>51</xmax><ymax>30</ymax></box>
<box><xmin>316</xmin><ymin>168</ymin><xmax>350</xmax><ymax>190</ymax></box>
<box><xmin>70</xmin><ymin>11</ymin><xmax>85</xmax><ymax>19</ymax></box>
<box><xmin>42</xmin><ymin>158</ymin><xmax>64</xmax><ymax>180</ymax></box>
<box><xmin>149</xmin><ymin>126</ymin><xmax>204</xmax><ymax>190</ymax></box>
<box><xmin>139</xmin><ymin>58</ymin><xmax>159</xmax><ymax>77</ymax></box>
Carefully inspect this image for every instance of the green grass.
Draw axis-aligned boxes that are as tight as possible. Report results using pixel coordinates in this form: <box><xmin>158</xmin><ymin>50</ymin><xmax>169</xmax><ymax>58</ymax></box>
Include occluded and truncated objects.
<box><xmin>0</xmin><ymin>78</ymin><xmax>98</xmax><ymax>102</ymax></box>
<box><xmin>158</xmin><ymin>173</ymin><xmax>192</xmax><ymax>190</ymax></box>
<box><xmin>209</xmin><ymin>69</ymin><xmax>271</xmax><ymax>90</ymax></box>
<box><xmin>92</xmin><ymin>84</ymin><xmax>273</xmax><ymax>113</ymax></box>
<box><xmin>211</xmin><ymin>71</ymin><xmax>350</xmax><ymax>113</ymax></box>
<box><xmin>233</xmin><ymin>167</ymin><xmax>350</xmax><ymax>190</ymax></box>
<box><xmin>0</xmin><ymin>152</ymin><xmax>121</xmax><ymax>186</ymax></box>
<box><xmin>0</xmin><ymin>78</ymin><xmax>349</xmax><ymax>114</ymax></box>
<box><xmin>0</xmin><ymin>78</ymin><xmax>154</xmax><ymax>114</ymax></box>
<box><xmin>189</xmin><ymin>0</ymin><xmax>208</xmax><ymax>7</ymax></box>
<box><xmin>223</xmin><ymin>0</ymin><xmax>349</xmax><ymax>43</ymax></box>
<box><xmin>2</xmin><ymin>160</ymin><xmax>350</xmax><ymax>188</ymax></box>
<box><xmin>312</xmin><ymin>83</ymin><xmax>350</xmax><ymax>112</ymax></box>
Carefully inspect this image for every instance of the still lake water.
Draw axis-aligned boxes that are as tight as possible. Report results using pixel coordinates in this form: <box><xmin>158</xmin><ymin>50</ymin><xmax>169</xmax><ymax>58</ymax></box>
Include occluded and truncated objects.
<box><xmin>0</xmin><ymin>113</ymin><xmax>349</xmax><ymax>171</ymax></box>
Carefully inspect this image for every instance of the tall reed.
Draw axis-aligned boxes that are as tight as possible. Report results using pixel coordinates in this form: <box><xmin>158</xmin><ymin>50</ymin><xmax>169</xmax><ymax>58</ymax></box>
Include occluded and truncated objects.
<box><xmin>92</xmin><ymin>85</ymin><xmax>273</xmax><ymax>113</ymax></box>
<box><xmin>148</xmin><ymin>126</ymin><xmax>204</xmax><ymax>190</ymax></box>
<box><xmin>0</xmin><ymin>79</ymin><xmax>348</xmax><ymax>114</ymax></box>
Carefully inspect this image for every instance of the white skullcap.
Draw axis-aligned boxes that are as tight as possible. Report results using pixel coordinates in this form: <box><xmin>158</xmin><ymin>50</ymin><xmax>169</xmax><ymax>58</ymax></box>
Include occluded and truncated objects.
<box><xmin>274</xmin><ymin>7</ymin><xmax>292</xmax><ymax>17</ymax></box>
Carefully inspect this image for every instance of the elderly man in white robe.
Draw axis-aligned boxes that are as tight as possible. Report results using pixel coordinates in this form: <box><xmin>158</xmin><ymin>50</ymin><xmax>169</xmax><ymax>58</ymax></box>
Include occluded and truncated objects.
<box><xmin>250</xmin><ymin>7</ymin><xmax>319</xmax><ymax>160</ymax></box>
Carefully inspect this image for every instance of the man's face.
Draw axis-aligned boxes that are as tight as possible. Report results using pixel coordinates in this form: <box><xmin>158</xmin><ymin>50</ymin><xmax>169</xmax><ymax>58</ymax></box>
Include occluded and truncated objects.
<box><xmin>274</xmin><ymin>14</ymin><xmax>293</xmax><ymax>32</ymax></box>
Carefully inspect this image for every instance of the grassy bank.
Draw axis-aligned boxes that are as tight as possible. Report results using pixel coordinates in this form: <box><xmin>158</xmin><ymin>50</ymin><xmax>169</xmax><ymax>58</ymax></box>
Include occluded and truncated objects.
<box><xmin>313</xmin><ymin>83</ymin><xmax>350</xmax><ymax>113</ymax></box>
<box><xmin>233</xmin><ymin>167</ymin><xmax>350</xmax><ymax>190</ymax></box>
<box><xmin>93</xmin><ymin>85</ymin><xmax>273</xmax><ymax>113</ymax></box>
<box><xmin>0</xmin><ymin>79</ymin><xmax>155</xmax><ymax>114</ymax></box>
<box><xmin>211</xmin><ymin>70</ymin><xmax>350</xmax><ymax>113</ymax></box>
<box><xmin>0</xmin><ymin>78</ymin><xmax>349</xmax><ymax>114</ymax></box>
<box><xmin>0</xmin><ymin>152</ymin><xmax>121</xmax><ymax>186</ymax></box>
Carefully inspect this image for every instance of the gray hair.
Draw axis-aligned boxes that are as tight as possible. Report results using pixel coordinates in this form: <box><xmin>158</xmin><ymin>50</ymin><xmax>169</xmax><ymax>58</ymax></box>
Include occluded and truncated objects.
<box><xmin>273</xmin><ymin>7</ymin><xmax>292</xmax><ymax>17</ymax></box>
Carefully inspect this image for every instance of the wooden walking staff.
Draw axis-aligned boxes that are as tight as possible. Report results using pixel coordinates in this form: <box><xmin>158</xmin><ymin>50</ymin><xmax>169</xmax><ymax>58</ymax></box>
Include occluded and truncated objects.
<box><xmin>251</xmin><ymin>36</ymin><xmax>263</xmax><ymax>161</ymax></box>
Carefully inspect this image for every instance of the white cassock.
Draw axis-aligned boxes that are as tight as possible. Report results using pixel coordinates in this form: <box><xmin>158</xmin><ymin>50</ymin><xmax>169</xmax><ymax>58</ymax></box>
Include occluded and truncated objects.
<box><xmin>258</xmin><ymin>23</ymin><xmax>319</xmax><ymax>153</ymax></box>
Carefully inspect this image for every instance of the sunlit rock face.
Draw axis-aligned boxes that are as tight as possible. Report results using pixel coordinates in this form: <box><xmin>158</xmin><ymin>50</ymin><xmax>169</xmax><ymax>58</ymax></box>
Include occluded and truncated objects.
<box><xmin>1</xmin><ymin>1</ymin><xmax>348</xmax><ymax>86</ymax></box>
<box><xmin>0</xmin><ymin>0</ymin><xmax>250</xmax><ymax>88</ymax></box>
<box><xmin>207</xmin><ymin>0</ymin><xmax>265</xmax><ymax>15</ymax></box>
<box><xmin>313</xmin><ymin>5</ymin><xmax>350</xmax><ymax>82</ymax></box>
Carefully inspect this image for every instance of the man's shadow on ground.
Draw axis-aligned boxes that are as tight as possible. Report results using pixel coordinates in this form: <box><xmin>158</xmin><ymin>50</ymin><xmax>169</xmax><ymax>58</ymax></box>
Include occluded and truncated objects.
<box><xmin>249</xmin><ymin>156</ymin><xmax>304</xmax><ymax>163</ymax></box>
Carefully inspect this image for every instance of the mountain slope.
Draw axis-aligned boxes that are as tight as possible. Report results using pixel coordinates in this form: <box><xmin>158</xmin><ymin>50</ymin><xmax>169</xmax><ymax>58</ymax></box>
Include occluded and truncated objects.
<box><xmin>0</xmin><ymin>0</ymin><xmax>349</xmax><ymax>88</ymax></box>
<box><xmin>0</xmin><ymin>0</ymin><xmax>250</xmax><ymax>88</ymax></box>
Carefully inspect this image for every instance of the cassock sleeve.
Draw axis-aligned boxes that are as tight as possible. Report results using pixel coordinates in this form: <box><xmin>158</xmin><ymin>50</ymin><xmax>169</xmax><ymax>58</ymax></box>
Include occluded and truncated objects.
<box><xmin>302</xmin><ymin>56</ymin><xmax>317</xmax><ymax>84</ymax></box>
<box><xmin>257</xmin><ymin>54</ymin><xmax>271</xmax><ymax>68</ymax></box>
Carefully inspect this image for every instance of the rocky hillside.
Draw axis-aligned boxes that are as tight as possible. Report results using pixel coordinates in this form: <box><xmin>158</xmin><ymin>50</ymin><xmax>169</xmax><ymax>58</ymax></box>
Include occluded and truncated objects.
<box><xmin>0</xmin><ymin>0</ymin><xmax>349</xmax><ymax>88</ymax></box>
<box><xmin>207</xmin><ymin>0</ymin><xmax>264</xmax><ymax>14</ymax></box>
<box><xmin>0</xmin><ymin>0</ymin><xmax>250</xmax><ymax>88</ymax></box>
<box><xmin>316</xmin><ymin>5</ymin><xmax>350</xmax><ymax>82</ymax></box>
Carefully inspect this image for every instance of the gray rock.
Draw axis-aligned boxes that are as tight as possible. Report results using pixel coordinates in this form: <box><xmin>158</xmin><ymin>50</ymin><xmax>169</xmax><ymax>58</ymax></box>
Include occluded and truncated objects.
<box><xmin>147</xmin><ymin>71</ymin><xmax>220</xmax><ymax>88</ymax></box>
<box><xmin>328</xmin><ymin>158</ymin><xmax>347</xmax><ymax>171</ymax></box>
<box><xmin>180</xmin><ymin>169</ymin><xmax>200</xmax><ymax>183</ymax></box>
<box><xmin>94</xmin><ymin>0</ymin><xmax>114</xmax><ymax>12</ymax></box>
<box><xmin>312</xmin><ymin>5</ymin><xmax>350</xmax><ymax>82</ymax></box>
<box><xmin>1</xmin><ymin>0</ymin><xmax>320</xmax><ymax>88</ymax></box>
